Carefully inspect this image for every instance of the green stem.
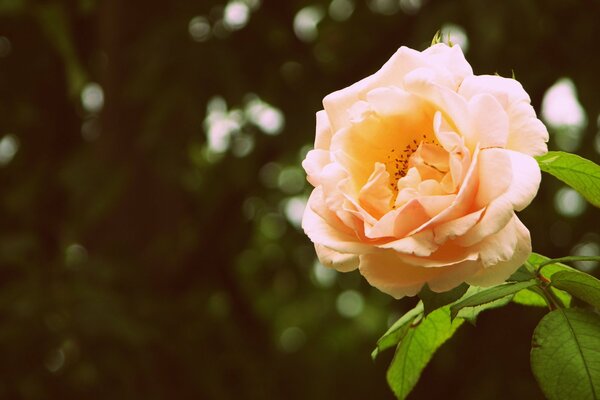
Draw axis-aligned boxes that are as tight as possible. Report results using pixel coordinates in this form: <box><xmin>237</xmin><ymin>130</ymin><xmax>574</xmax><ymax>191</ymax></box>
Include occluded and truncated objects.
<box><xmin>537</xmin><ymin>256</ymin><xmax>600</xmax><ymax>275</ymax></box>
<box><xmin>538</xmin><ymin>284</ymin><xmax>565</xmax><ymax>310</ymax></box>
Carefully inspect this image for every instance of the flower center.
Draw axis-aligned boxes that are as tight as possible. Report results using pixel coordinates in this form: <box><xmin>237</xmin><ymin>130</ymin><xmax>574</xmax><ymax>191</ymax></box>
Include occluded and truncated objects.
<box><xmin>385</xmin><ymin>133</ymin><xmax>441</xmax><ymax>195</ymax></box>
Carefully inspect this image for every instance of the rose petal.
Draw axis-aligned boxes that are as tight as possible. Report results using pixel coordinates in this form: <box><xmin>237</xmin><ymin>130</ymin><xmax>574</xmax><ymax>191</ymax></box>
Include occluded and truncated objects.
<box><xmin>377</xmin><ymin>230</ymin><xmax>438</xmax><ymax>257</ymax></box>
<box><xmin>468</xmin><ymin>93</ymin><xmax>509</xmax><ymax>149</ymax></box>
<box><xmin>473</xmin><ymin>148</ymin><xmax>512</xmax><ymax>208</ymax></box>
<box><xmin>358</xmin><ymin>162</ymin><xmax>393</xmax><ymax>218</ymax></box>
<box><xmin>323</xmin><ymin>46</ymin><xmax>428</xmax><ymax>131</ymax></box>
<box><xmin>466</xmin><ymin>216</ymin><xmax>531</xmax><ymax>286</ymax></box>
<box><xmin>407</xmin><ymin>146</ymin><xmax>480</xmax><ymax>236</ymax></box>
<box><xmin>315</xmin><ymin>110</ymin><xmax>333</xmax><ymax>150</ymax></box>
<box><xmin>506</xmin><ymin>101</ymin><xmax>549</xmax><ymax>157</ymax></box>
<box><xmin>422</xmin><ymin>43</ymin><xmax>473</xmax><ymax>89</ymax></box>
<box><xmin>302</xmin><ymin>149</ymin><xmax>331</xmax><ymax>187</ymax></box>
<box><xmin>303</xmin><ymin>189</ymin><xmax>374</xmax><ymax>254</ymax></box>
<box><xmin>457</xmin><ymin>149</ymin><xmax>541</xmax><ymax>246</ymax></box>
<box><xmin>315</xmin><ymin>243</ymin><xmax>360</xmax><ymax>272</ymax></box>
<box><xmin>359</xmin><ymin>250</ymin><xmax>479</xmax><ymax>299</ymax></box>
<box><xmin>458</xmin><ymin>75</ymin><xmax>530</xmax><ymax>106</ymax></box>
<box><xmin>365</xmin><ymin>199</ymin><xmax>430</xmax><ymax>239</ymax></box>
<box><xmin>404</xmin><ymin>71</ymin><xmax>472</xmax><ymax>146</ymax></box>
<box><xmin>432</xmin><ymin>208</ymin><xmax>485</xmax><ymax>244</ymax></box>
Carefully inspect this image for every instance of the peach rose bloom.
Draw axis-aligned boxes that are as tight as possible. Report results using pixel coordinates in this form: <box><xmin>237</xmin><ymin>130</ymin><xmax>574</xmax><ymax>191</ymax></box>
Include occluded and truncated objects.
<box><xmin>302</xmin><ymin>43</ymin><xmax>548</xmax><ymax>299</ymax></box>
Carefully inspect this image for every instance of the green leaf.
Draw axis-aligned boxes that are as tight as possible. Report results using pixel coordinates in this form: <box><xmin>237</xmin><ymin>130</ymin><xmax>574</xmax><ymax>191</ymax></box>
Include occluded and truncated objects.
<box><xmin>372</xmin><ymin>302</ymin><xmax>423</xmax><ymax>360</ymax></box>
<box><xmin>527</xmin><ymin>252</ymin><xmax>578</xmax><ymax>278</ymax></box>
<box><xmin>531</xmin><ymin>308</ymin><xmax>600</xmax><ymax>400</ymax></box>
<box><xmin>508</xmin><ymin>265</ymin><xmax>536</xmax><ymax>282</ymax></box>
<box><xmin>454</xmin><ymin>286</ymin><xmax>513</xmax><ymax>323</ymax></box>
<box><xmin>536</xmin><ymin>151</ymin><xmax>600</xmax><ymax>208</ymax></box>
<box><xmin>450</xmin><ymin>280</ymin><xmax>537</xmax><ymax>320</ymax></box>
<box><xmin>418</xmin><ymin>283</ymin><xmax>468</xmax><ymax>316</ymax></box>
<box><xmin>386</xmin><ymin>306</ymin><xmax>463</xmax><ymax>400</ymax></box>
<box><xmin>512</xmin><ymin>288</ymin><xmax>547</xmax><ymax>307</ymax></box>
<box><xmin>512</xmin><ymin>286</ymin><xmax>572</xmax><ymax>308</ymax></box>
<box><xmin>552</xmin><ymin>271</ymin><xmax>600</xmax><ymax>309</ymax></box>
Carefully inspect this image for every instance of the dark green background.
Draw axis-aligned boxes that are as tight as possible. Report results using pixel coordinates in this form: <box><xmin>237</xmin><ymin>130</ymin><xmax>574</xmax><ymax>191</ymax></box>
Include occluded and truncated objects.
<box><xmin>0</xmin><ymin>0</ymin><xmax>599</xmax><ymax>399</ymax></box>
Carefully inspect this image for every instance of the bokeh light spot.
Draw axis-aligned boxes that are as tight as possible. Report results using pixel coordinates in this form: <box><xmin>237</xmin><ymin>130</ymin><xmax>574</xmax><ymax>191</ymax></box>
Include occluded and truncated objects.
<box><xmin>399</xmin><ymin>0</ymin><xmax>422</xmax><ymax>14</ymax></box>
<box><xmin>65</xmin><ymin>243</ymin><xmax>88</xmax><ymax>269</ymax></box>
<box><xmin>81</xmin><ymin>82</ymin><xmax>104</xmax><ymax>114</ymax></box>
<box><xmin>572</xmin><ymin>238</ymin><xmax>600</xmax><ymax>272</ymax></box>
<box><xmin>45</xmin><ymin>349</ymin><xmax>65</xmax><ymax>373</ymax></box>
<box><xmin>294</xmin><ymin>6</ymin><xmax>325</xmax><ymax>42</ymax></box>
<box><xmin>260</xmin><ymin>213</ymin><xmax>287</xmax><ymax>239</ymax></box>
<box><xmin>329</xmin><ymin>0</ymin><xmax>354</xmax><ymax>21</ymax></box>
<box><xmin>554</xmin><ymin>187</ymin><xmax>586</xmax><ymax>217</ymax></box>
<box><xmin>188</xmin><ymin>16</ymin><xmax>211</xmax><ymax>42</ymax></box>
<box><xmin>279</xmin><ymin>327</ymin><xmax>306</xmax><ymax>353</ymax></box>
<box><xmin>259</xmin><ymin>162</ymin><xmax>282</xmax><ymax>188</ymax></box>
<box><xmin>245</xmin><ymin>96</ymin><xmax>285</xmax><ymax>135</ymax></box>
<box><xmin>283</xmin><ymin>196</ymin><xmax>307</xmax><ymax>228</ymax></box>
<box><xmin>312</xmin><ymin>260</ymin><xmax>336</xmax><ymax>287</ymax></box>
<box><xmin>277</xmin><ymin>166</ymin><xmax>305</xmax><ymax>194</ymax></box>
<box><xmin>0</xmin><ymin>134</ymin><xmax>19</xmax><ymax>166</ymax></box>
<box><xmin>441</xmin><ymin>23</ymin><xmax>469</xmax><ymax>52</ymax></box>
<box><xmin>368</xmin><ymin>0</ymin><xmax>399</xmax><ymax>15</ymax></box>
<box><xmin>223</xmin><ymin>1</ymin><xmax>250</xmax><ymax>31</ymax></box>
<box><xmin>336</xmin><ymin>290</ymin><xmax>364</xmax><ymax>318</ymax></box>
<box><xmin>542</xmin><ymin>78</ymin><xmax>587</xmax><ymax>151</ymax></box>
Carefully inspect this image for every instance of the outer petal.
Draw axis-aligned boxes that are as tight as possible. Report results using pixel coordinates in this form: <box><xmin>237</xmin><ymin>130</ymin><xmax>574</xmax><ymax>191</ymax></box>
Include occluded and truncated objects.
<box><xmin>468</xmin><ymin>93</ymin><xmax>509</xmax><ymax>149</ymax></box>
<box><xmin>377</xmin><ymin>230</ymin><xmax>438</xmax><ymax>257</ymax></box>
<box><xmin>422</xmin><ymin>43</ymin><xmax>473</xmax><ymax>89</ymax></box>
<box><xmin>323</xmin><ymin>46</ymin><xmax>428</xmax><ymax>131</ymax></box>
<box><xmin>432</xmin><ymin>208</ymin><xmax>485</xmax><ymax>244</ymax></box>
<box><xmin>302</xmin><ymin>149</ymin><xmax>330</xmax><ymax>187</ymax></box>
<box><xmin>303</xmin><ymin>188</ymin><xmax>373</xmax><ymax>254</ymax></box>
<box><xmin>315</xmin><ymin>244</ymin><xmax>359</xmax><ymax>272</ymax></box>
<box><xmin>477</xmin><ymin>215</ymin><xmax>524</xmax><ymax>267</ymax></box>
<box><xmin>473</xmin><ymin>147</ymin><xmax>512</xmax><ymax>209</ymax></box>
<box><xmin>458</xmin><ymin>75</ymin><xmax>530</xmax><ymax>106</ymax></box>
<box><xmin>359</xmin><ymin>250</ymin><xmax>479</xmax><ymax>299</ymax></box>
<box><xmin>457</xmin><ymin>149</ymin><xmax>541</xmax><ymax>247</ymax></box>
<box><xmin>458</xmin><ymin>75</ymin><xmax>548</xmax><ymax>157</ymax></box>
<box><xmin>466</xmin><ymin>216</ymin><xmax>531</xmax><ymax>286</ymax></box>
<box><xmin>314</xmin><ymin>110</ymin><xmax>333</xmax><ymax>150</ymax></box>
<box><xmin>506</xmin><ymin>101</ymin><xmax>549</xmax><ymax>157</ymax></box>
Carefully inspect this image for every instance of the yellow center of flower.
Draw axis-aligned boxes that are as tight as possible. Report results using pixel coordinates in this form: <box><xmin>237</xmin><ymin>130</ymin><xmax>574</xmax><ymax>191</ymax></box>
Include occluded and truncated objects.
<box><xmin>384</xmin><ymin>132</ymin><xmax>440</xmax><ymax>196</ymax></box>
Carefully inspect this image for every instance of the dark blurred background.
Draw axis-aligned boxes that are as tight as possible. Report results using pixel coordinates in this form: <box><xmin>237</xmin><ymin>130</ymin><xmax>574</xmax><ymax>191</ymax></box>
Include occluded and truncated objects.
<box><xmin>0</xmin><ymin>0</ymin><xmax>599</xmax><ymax>399</ymax></box>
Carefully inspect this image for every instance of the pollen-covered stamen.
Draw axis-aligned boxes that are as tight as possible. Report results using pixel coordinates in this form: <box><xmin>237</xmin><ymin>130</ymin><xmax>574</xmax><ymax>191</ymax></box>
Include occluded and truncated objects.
<box><xmin>384</xmin><ymin>133</ymin><xmax>442</xmax><ymax>198</ymax></box>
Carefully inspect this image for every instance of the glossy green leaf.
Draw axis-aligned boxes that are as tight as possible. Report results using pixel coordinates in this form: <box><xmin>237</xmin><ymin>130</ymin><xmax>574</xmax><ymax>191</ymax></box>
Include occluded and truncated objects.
<box><xmin>528</xmin><ymin>252</ymin><xmax>580</xmax><ymax>280</ymax></box>
<box><xmin>512</xmin><ymin>288</ymin><xmax>547</xmax><ymax>307</ymax></box>
<box><xmin>531</xmin><ymin>308</ymin><xmax>600</xmax><ymax>400</ymax></box>
<box><xmin>536</xmin><ymin>151</ymin><xmax>600</xmax><ymax>207</ymax></box>
<box><xmin>454</xmin><ymin>286</ymin><xmax>513</xmax><ymax>323</ymax></box>
<box><xmin>450</xmin><ymin>280</ymin><xmax>537</xmax><ymax>320</ymax></box>
<box><xmin>512</xmin><ymin>285</ymin><xmax>572</xmax><ymax>308</ymax></box>
<box><xmin>418</xmin><ymin>283</ymin><xmax>468</xmax><ymax>316</ymax></box>
<box><xmin>386</xmin><ymin>306</ymin><xmax>463</xmax><ymax>400</ymax></box>
<box><xmin>552</xmin><ymin>271</ymin><xmax>600</xmax><ymax>309</ymax></box>
<box><xmin>372</xmin><ymin>302</ymin><xmax>423</xmax><ymax>360</ymax></box>
<box><xmin>508</xmin><ymin>265</ymin><xmax>536</xmax><ymax>282</ymax></box>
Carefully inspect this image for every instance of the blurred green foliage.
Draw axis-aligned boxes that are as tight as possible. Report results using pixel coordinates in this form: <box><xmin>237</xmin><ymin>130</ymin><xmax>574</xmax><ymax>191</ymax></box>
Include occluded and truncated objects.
<box><xmin>0</xmin><ymin>0</ymin><xmax>599</xmax><ymax>399</ymax></box>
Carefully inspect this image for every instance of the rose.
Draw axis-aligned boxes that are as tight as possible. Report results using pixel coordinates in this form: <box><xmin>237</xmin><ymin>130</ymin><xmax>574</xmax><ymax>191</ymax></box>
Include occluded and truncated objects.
<box><xmin>301</xmin><ymin>43</ymin><xmax>548</xmax><ymax>298</ymax></box>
